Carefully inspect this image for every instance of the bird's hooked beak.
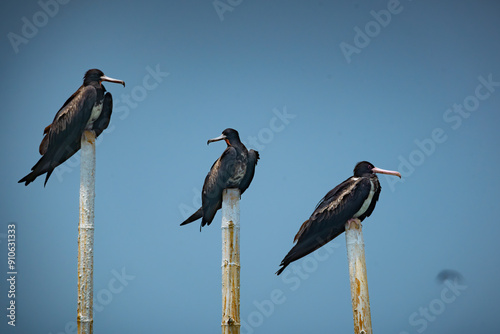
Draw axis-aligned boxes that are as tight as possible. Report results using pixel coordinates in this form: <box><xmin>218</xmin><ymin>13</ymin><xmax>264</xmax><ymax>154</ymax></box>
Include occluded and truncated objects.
<box><xmin>372</xmin><ymin>167</ymin><xmax>402</xmax><ymax>178</ymax></box>
<box><xmin>207</xmin><ymin>134</ymin><xmax>227</xmax><ymax>145</ymax></box>
<box><xmin>100</xmin><ymin>75</ymin><xmax>126</xmax><ymax>87</ymax></box>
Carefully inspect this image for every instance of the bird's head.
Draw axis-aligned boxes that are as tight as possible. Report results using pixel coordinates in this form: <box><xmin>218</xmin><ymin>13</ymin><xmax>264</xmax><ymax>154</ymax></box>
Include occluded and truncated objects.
<box><xmin>83</xmin><ymin>69</ymin><xmax>125</xmax><ymax>87</ymax></box>
<box><xmin>354</xmin><ymin>161</ymin><xmax>401</xmax><ymax>178</ymax></box>
<box><xmin>207</xmin><ymin>128</ymin><xmax>241</xmax><ymax>146</ymax></box>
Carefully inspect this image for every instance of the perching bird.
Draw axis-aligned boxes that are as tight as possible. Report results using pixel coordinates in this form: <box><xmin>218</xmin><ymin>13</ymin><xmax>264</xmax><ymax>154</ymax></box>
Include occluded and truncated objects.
<box><xmin>19</xmin><ymin>69</ymin><xmax>125</xmax><ymax>186</ymax></box>
<box><xmin>276</xmin><ymin>161</ymin><xmax>401</xmax><ymax>275</ymax></box>
<box><xmin>180</xmin><ymin>128</ymin><xmax>259</xmax><ymax>230</ymax></box>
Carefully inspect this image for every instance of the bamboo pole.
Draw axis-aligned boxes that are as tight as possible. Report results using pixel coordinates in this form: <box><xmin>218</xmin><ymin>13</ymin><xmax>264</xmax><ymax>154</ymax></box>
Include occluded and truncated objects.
<box><xmin>345</xmin><ymin>218</ymin><xmax>372</xmax><ymax>334</ymax></box>
<box><xmin>221</xmin><ymin>188</ymin><xmax>241</xmax><ymax>334</ymax></box>
<box><xmin>77</xmin><ymin>130</ymin><xmax>96</xmax><ymax>334</ymax></box>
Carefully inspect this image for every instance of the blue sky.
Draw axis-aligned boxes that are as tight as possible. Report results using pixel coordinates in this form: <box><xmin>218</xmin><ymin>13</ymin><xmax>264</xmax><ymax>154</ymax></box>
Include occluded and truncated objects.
<box><xmin>1</xmin><ymin>1</ymin><xmax>500</xmax><ymax>333</ymax></box>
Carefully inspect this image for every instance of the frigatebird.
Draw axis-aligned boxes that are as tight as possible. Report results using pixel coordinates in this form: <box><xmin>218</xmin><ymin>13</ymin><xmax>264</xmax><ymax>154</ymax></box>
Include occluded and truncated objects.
<box><xmin>276</xmin><ymin>161</ymin><xmax>401</xmax><ymax>275</ymax></box>
<box><xmin>18</xmin><ymin>69</ymin><xmax>125</xmax><ymax>186</ymax></box>
<box><xmin>180</xmin><ymin>128</ymin><xmax>259</xmax><ymax>230</ymax></box>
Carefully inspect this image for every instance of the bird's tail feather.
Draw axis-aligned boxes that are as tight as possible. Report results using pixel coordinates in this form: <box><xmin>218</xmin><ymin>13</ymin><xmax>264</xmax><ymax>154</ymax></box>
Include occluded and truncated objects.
<box><xmin>44</xmin><ymin>170</ymin><xmax>54</xmax><ymax>187</ymax></box>
<box><xmin>276</xmin><ymin>264</ymin><xmax>288</xmax><ymax>276</ymax></box>
<box><xmin>18</xmin><ymin>155</ymin><xmax>53</xmax><ymax>186</ymax></box>
<box><xmin>276</xmin><ymin>244</ymin><xmax>308</xmax><ymax>276</ymax></box>
<box><xmin>180</xmin><ymin>207</ymin><xmax>203</xmax><ymax>226</ymax></box>
<box><xmin>18</xmin><ymin>171</ymin><xmax>38</xmax><ymax>186</ymax></box>
<box><xmin>276</xmin><ymin>229</ymin><xmax>336</xmax><ymax>275</ymax></box>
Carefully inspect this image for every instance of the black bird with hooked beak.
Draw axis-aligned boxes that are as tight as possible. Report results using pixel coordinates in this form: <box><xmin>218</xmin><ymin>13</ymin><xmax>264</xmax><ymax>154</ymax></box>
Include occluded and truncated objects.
<box><xmin>276</xmin><ymin>161</ymin><xmax>401</xmax><ymax>275</ymax></box>
<box><xmin>180</xmin><ymin>128</ymin><xmax>259</xmax><ymax>230</ymax></box>
<box><xmin>19</xmin><ymin>69</ymin><xmax>125</xmax><ymax>186</ymax></box>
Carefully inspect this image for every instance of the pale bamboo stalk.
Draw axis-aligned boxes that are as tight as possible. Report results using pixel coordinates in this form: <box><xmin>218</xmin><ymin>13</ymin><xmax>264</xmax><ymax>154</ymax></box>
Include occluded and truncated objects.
<box><xmin>78</xmin><ymin>130</ymin><xmax>96</xmax><ymax>334</ymax></box>
<box><xmin>221</xmin><ymin>188</ymin><xmax>241</xmax><ymax>334</ymax></box>
<box><xmin>345</xmin><ymin>218</ymin><xmax>373</xmax><ymax>334</ymax></box>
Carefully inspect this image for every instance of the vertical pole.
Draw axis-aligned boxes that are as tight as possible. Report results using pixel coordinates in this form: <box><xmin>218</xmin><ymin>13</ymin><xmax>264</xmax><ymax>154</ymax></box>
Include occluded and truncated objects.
<box><xmin>221</xmin><ymin>188</ymin><xmax>240</xmax><ymax>334</ymax></box>
<box><xmin>345</xmin><ymin>218</ymin><xmax>373</xmax><ymax>334</ymax></box>
<box><xmin>78</xmin><ymin>130</ymin><xmax>96</xmax><ymax>334</ymax></box>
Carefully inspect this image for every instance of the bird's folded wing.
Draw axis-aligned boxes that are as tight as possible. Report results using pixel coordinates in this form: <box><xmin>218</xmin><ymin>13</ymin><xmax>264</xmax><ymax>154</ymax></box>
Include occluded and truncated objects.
<box><xmin>239</xmin><ymin>149</ymin><xmax>259</xmax><ymax>195</ymax></box>
<box><xmin>42</xmin><ymin>86</ymin><xmax>97</xmax><ymax>154</ymax></box>
<box><xmin>295</xmin><ymin>177</ymin><xmax>372</xmax><ymax>243</ymax></box>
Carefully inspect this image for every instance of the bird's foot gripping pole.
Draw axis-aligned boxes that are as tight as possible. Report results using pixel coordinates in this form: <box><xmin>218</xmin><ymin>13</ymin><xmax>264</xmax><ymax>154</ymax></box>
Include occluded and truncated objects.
<box><xmin>346</xmin><ymin>218</ymin><xmax>362</xmax><ymax>230</ymax></box>
<box><xmin>345</xmin><ymin>218</ymin><xmax>373</xmax><ymax>334</ymax></box>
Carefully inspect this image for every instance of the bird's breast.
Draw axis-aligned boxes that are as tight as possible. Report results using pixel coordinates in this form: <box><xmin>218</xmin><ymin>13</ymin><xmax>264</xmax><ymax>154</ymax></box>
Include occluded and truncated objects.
<box><xmin>87</xmin><ymin>101</ymin><xmax>103</xmax><ymax>128</ymax></box>
<box><xmin>353</xmin><ymin>179</ymin><xmax>375</xmax><ymax>218</ymax></box>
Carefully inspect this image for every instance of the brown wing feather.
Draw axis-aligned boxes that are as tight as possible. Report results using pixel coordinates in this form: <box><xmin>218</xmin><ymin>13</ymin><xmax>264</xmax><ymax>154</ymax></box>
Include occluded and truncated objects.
<box><xmin>276</xmin><ymin>177</ymin><xmax>373</xmax><ymax>275</ymax></box>
<box><xmin>239</xmin><ymin>149</ymin><xmax>259</xmax><ymax>194</ymax></box>
<box><xmin>43</xmin><ymin>86</ymin><xmax>96</xmax><ymax>155</ymax></box>
<box><xmin>293</xmin><ymin>220</ymin><xmax>310</xmax><ymax>243</ymax></box>
<box><xmin>200</xmin><ymin>147</ymin><xmax>237</xmax><ymax>226</ymax></box>
<box><xmin>39</xmin><ymin>125</ymin><xmax>51</xmax><ymax>155</ymax></box>
<box><xmin>18</xmin><ymin>86</ymin><xmax>97</xmax><ymax>186</ymax></box>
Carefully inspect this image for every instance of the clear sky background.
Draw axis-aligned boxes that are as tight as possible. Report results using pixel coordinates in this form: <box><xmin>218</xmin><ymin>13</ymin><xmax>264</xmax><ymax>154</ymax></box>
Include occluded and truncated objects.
<box><xmin>1</xmin><ymin>0</ymin><xmax>500</xmax><ymax>333</ymax></box>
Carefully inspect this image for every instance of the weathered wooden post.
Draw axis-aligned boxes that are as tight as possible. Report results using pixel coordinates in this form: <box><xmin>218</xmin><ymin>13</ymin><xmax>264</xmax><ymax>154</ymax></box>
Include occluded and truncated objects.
<box><xmin>77</xmin><ymin>130</ymin><xmax>96</xmax><ymax>334</ymax></box>
<box><xmin>221</xmin><ymin>188</ymin><xmax>241</xmax><ymax>334</ymax></box>
<box><xmin>345</xmin><ymin>218</ymin><xmax>372</xmax><ymax>334</ymax></box>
